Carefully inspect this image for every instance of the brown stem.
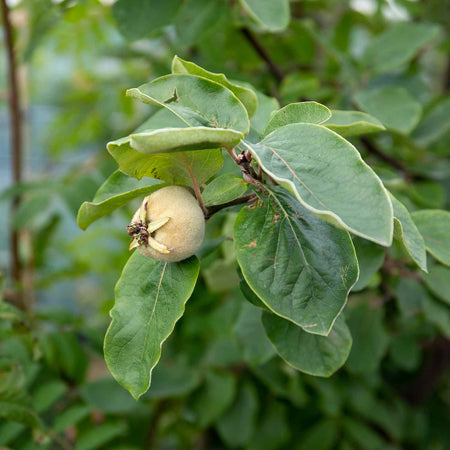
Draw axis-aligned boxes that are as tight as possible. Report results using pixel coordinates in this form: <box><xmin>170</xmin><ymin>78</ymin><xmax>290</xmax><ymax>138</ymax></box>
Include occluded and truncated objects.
<box><xmin>257</xmin><ymin>165</ymin><xmax>262</xmax><ymax>180</ymax></box>
<box><xmin>227</xmin><ymin>147</ymin><xmax>240</xmax><ymax>163</ymax></box>
<box><xmin>1</xmin><ymin>0</ymin><xmax>24</xmax><ymax>307</ymax></box>
<box><xmin>242</xmin><ymin>170</ymin><xmax>260</xmax><ymax>187</ymax></box>
<box><xmin>444</xmin><ymin>55</ymin><xmax>450</xmax><ymax>92</ymax></box>
<box><xmin>381</xmin><ymin>256</ymin><xmax>421</xmax><ymax>281</ymax></box>
<box><xmin>206</xmin><ymin>194</ymin><xmax>257</xmax><ymax>219</ymax></box>
<box><xmin>360</xmin><ymin>136</ymin><xmax>417</xmax><ymax>180</ymax></box>
<box><xmin>240</xmin><ymin>28</ymin><xmax>285</xmax><ymax>83</ymax></box>
<box><xmin>195</xmin><ymin>431</ymin><xmax>210</xmax><ymax>450</ymax></box>
<box><xmin>179</xmin><ymin>154</ymin><xmax>208</xmax><ymax>217</ymax></box>
<box><xmin>46</xmin><ymin>429</ymin><xmax>72</xmax><ymax>450</ymax></box>
<box><xmin>144</xmin><ymin>400</ymin><xmax>169</xmax><ymax>450</ymax></box>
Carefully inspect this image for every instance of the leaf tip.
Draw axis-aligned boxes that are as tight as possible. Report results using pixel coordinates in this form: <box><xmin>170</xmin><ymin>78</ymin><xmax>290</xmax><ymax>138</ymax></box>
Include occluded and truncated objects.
<box><xmin>130</xmin><ymin>389</ymin><xmax>143</xmax><ymax>401</ymax></box>
<box><xmin>76</xmin><ymin>204</ymin><xmax>89</xmax><ymax>230</ymax></box>
<box><xmin>171</xmin><ymin>54</ymin><xmax>181</xmax><ymax>71</ymax></box>
<box><xmin>125</xmin><ymin>87</ymin><xmax>139</xmax><ymax>98</ymax></box>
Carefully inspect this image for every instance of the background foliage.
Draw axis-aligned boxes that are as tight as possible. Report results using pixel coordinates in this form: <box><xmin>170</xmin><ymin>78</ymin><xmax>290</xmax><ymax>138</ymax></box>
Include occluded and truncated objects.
<box><xmin>1</xmin><ymin>0</ymin><xmax>450</xmax><ymax>449</ymax></box>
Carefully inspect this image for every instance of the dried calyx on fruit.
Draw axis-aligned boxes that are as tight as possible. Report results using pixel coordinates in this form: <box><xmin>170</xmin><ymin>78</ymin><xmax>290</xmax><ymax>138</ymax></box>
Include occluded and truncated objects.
<box><xmin>126</xmin><ymin>186</ymin><xmax>205</xmax><ymax>263</ymax></box>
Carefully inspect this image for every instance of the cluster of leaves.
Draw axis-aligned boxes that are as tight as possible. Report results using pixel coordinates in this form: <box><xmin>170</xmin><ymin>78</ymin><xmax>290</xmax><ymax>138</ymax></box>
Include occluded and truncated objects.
<box><xmin>76</xmin><ymin>52</ymin><xmax>450</xmax><ymax>403</ymax></box>
<box><xmin>2</xmin><ymin>0</ymin><xmax>450</xmax><ymax>449</ymax></box>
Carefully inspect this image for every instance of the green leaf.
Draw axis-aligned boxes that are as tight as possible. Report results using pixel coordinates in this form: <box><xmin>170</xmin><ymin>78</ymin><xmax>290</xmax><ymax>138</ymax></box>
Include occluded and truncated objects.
<box><xmin>203</xmin><ymin>337</ymin><xmax>242</xmax><ymax>368</ymax></box>
<box><xmin>263</xmin><ymin>102</ymin><xmax>331</xmax><ymax>136</ymax></box>
<box><xmin>127</xmin><ymin>74</ymin><xmax>249</xmax><ymax>133</ymax></box>
<box><xmin>251</xmin><ymin>358</ymin><xmax>308</xmax><ymax>407</ymax></box>
<box><xmin>234</xmin><ymin>187</ymin><xmax>358</xmax><ymax>336</ymax></box>
<box><xmin>362</xmin><ymin>23</ymin><xmax>440</xmax><ymax>73</ymax></box>
<box><xmin>0</xmin><ymin>358</ymin><xmax>27</xmax><ymax>400</ymax></box>
<box><xmin>77</xmin><ymin>171</ymin><xmax>165</xmax><ymax>230</ymax></box>
<box><xmin>243</xmin><ymin>124</ymin><xmax>393</xmax><ymax>246</ymax></box>
<box><xmin>112</xmin><ymin>0</ymin><xmax>182</xmax><ymax>41</ymax></box>
<box><xmin>32</xmin><ymin>379</ymin><xmax>66</xmax><ymax>413</ymax></box>
<box><xmin>75</xmin><ymin>422</ymin><xmax>127</xmax><ymax>450</ymax></box>
<box><xmin>189</xmin><ymin>371</ymin><xmax>236</xmax><ymax>427</ymax></box>
<box><xmin>22</xmin><ymin>0</ymin><xmax>65</xmax><ymax>61</ymax></box>
<box><xmin>345</xmin><ymin>303</ymin><xmax>388</xmax><ymax>374</ymax></box>
<box><xmin>145</xmin><ymin>361</ymin><xmax>200</xmax><ymax>399</ymax></box>
<box><xmin>130</xmin><ymin>127</ymin><xmax>243</xmax><ymax>154</ymax></box>
<box><xmin>390</xmin><ymin>193</ymin><xmax>427</xmax><ymax>272</ymax></box>
<box><xmin>104</xmin><ymin>252</ymin><xmax>199</xmax><ymax>399</ymax></box>
<box><xmin>202</xmin><ymin>174</ymin><xmax>248</xmax><ymax>207</ymax></box>
<box><xmin>12</xmin><ymin>192</ymin><xmax>55</xmax><ymax>231</ymax></box>
<box><xmin>422</xmin><ymin>265</ymin><xmax>450</xmax><ymax>305</ymax></box>
<box><xmin>0</xmin><ymin>401</ymin><xmax>42</xmax><ymax>429</ymax></box>
<box><xmin>0</xmin><ymin>301</ymin><xmax>26</xmax><ymax>323</ymax></box>
<box><xmin>355</xmin><ymin>87</ymin><xmax>422</xmax><ymax>135</ymax></box>
<box><xmin>324</xmin><ymin>110</ymin><xmax>385</xmax><ymax>137</ymax></box>
<box><xmin>39</xmin><ymin>332</ymin><xmax>88</xmax><ymax>383</ymax></box>
<box><xmin>238</xmin><ymin>0</ymin><xmax>290</xmax><ymax>31</ymax></box>
<box><xmin>172</xmin><ymin>56</ymin><xmax>258</xmax><ymax>117</ymax></box>
<box><xmin>410</xmin><ymin>180</ymin><xmax>445</xmax><ymax>209</ymax></box>
<box><xmin>262</xmin><ymin>314</ymin><xmax>352</xmax><ymax>377</ymax></box>
<box><xmin>423</xmin><ymin>294</ymin><xmax>450</xmax><ymax>339</ymax></box>
<box><xmin>389</xmin><ymin>332</ymin><xmax>422</xmax><ymax>372</ymax></box>
<box><xmin>304</xmin><ymin>377</ymin><xmax>342</xmax><ymax>419</ymax></box>
<box><xmin>280</xmin><ymin>72</ymin><xmax>320</xmax><ymax>105</ymax></box>
<box><xmin>137</xmin><ymin>108</ymin><xmax>188</xmax><ymax>131</ymax></box>
<box><xmin>216</xmin><ymin>382</ymin><xmax>258</xmax><ymax>448</ymax></box>
<box><xmin>412</xmin><ymin>210</ymin><xmax>450</xmax><ymax>266</ymax></box>
<box><xmin>234</xmin><ymin>303</ymin><xmax>276</xmax><ymax>366</ymax></box>
<box><xmin>247</xmin><ymin>400</ymin><xmax>290</xmax><ymax>450</ymax></box>
<box><xmin>239</xmin><ymin>277</ymin><xmax>270</xmax><ymax>311</ymax></box>
<box><xmin>250</xmin><ymin>90</ymin><xmax>280</xmax><ymax>136</ymax></box>
<box><xmin>108</xmin><ymin>138</ymin><xmax>223</xmax><ymax>188</ymax></box>
<box><xmin>395</xmin><ymin>278</ymin><xmax>427</xmax><ymax>317</ymax></box>
<box><xmin>203</xmin><ymin>259</ymin><xmax>240</xmax><ymax>293</ymax></box>
<box><xmin>352</xmin><ymin>237</ymin><xmax>385</xmax><ymax>292</ymax></box>
<box><xmin>413</xmin><ymin>98</ymin><xmax>450</xmax><ymax>146</ymax></box>
<box><xmin>0</xmin><ymin>421</ymin><xmax>25</xmax><ymax>446</ymax></box>
<box><xmin>0</xmin><ymin>274</ymin><xmax>4</xmax><ymax>301</ymax></box>
<box><xmin>80</xmin><ymin>378</ymin><xmax>138</xmax><ymax>413</ymax></box>
<box><xmin>174</xmin><ymin>0</ymin><xmax>227</xmax><ymax>48</ymax></box>
<box><xmin>53</xmin><ymin>405</ymin><xmax>91</xmax><ymax>433</ymax></box>
<box><xmin>343</xmin><ymin>417</ymin><xmax>388</xmax><ymax>450</ymax></box>
<box><xmin>296</xmin><ymin>419</ymin><xmax>339</xmax><ymax>450</ymax></box>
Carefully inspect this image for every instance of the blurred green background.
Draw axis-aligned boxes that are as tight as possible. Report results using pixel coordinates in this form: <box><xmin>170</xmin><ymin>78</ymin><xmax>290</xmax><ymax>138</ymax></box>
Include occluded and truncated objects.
<box><xmin>1</xmin><ymin>0</ymin><xmax>450</xmax><ymax>449</ymax></box>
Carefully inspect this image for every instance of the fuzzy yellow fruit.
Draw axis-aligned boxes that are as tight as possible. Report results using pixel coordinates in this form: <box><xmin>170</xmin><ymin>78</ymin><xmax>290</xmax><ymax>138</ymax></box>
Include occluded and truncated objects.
<box><xmin>128</xmin><ymin>186</ymin><xmax>205</xmax><ymax>263</ymax></box>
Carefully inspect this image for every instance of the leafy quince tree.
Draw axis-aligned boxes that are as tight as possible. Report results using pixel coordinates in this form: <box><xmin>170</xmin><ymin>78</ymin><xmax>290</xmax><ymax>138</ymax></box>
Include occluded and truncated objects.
<box><xmin>78</xmin><ymin>55</ymin><xmax>437</xmax><ymax>400</ymax></box>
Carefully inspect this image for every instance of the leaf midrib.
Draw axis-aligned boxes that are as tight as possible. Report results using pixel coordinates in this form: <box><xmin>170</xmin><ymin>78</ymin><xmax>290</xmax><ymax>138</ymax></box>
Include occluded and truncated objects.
<box><xmin>263</xmin><ymin>188</ymin><xmax>345</xmax><ymax>332</ymax></box>
<box><xmin>141</xmin><ymin>263</ymin><xmax>168</xmax><ymax>364</ymax></box>
<box><xmin>265</xmin><ymin>144</ymin><xmax>330</xmax><ymax>210</ymax></box>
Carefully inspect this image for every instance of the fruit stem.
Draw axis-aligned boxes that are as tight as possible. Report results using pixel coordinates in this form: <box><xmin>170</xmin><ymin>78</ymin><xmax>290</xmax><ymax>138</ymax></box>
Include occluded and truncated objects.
<box><xmin>179</xmin><ymin>154</ymin><xmax>208</xmax><ymax>217</ymax></box>
<box><xmin>226</xmin><ymin>147</ymin><xmax>240</xmax><ymax>163</ymax></box>
<box><xmin>206</xmin><ymin>194</ymin><xmax>257</xmax><ymax>219</ymax></box>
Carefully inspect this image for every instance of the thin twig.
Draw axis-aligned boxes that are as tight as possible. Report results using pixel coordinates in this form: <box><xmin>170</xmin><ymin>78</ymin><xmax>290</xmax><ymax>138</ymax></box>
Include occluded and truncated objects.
<box><xmin>226</xmin><ymin>147</ymin><xmax>240</xmax><ymax>163</ymax></box>
<box><xmin>404</xmin><ymin>337</ymin><xmax>450</xmax><ymax>405</ymax></box>
<box><xmin>360</xmin><ymin>136</ymin><xmax>417</xmax><ymax>180</ymax></box>
<box><xmin>228</xmin><ymin>147</ymin><xmax>260</xmax><ymax>186</ymax></box>
<box><xmin>444</xmin><ymin>55</ymin><xmax>450</xmax><ymax>92</ymax></box>
<box><xmin>257</xmin><ymin>165</ymin><xmax>262</xmax><ymax>180</ymax></box>
<box><xmin>144</xmin><ymin>400</ymin><xmax>169</xmax><ymax>450</ymax></box>
<box><xmin>240</xmin><ymin>28</ymin><xmax>285</xmax><ymax>83</ymax></box>
<box><xmin>206</xmin><ymin>194</ymin><xmax>257</xmax><ymax>219</ymax></box>
<box><xmin>381</xmin><ymin>256</ymin><xmax>421</xmax><ymax>281</ymax></box>
<box><xmin>1</xmin><ymin>0</ymin><xmax>25</xmax><ymax>308</ymax></box>
<box><xmin>179</xmin><ymin>154</ymin><xmax>208</xmax><ymax>217</ymax></box>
